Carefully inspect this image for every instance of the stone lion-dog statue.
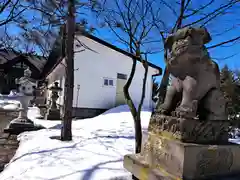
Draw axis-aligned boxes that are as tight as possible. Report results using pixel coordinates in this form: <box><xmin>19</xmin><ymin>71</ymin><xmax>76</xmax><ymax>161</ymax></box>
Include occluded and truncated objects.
<box><xmin>157</xmin><ymin>27</ymin><xmax>227</xmax><ymax>121</ymax></box>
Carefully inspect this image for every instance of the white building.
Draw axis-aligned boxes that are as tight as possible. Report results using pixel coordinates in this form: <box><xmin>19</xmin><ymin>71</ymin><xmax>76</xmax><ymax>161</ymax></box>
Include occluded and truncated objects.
<box><xmin>42</xmin><ymin>32</ymin><xmax>162</xmax><ymax>118</ymax></box>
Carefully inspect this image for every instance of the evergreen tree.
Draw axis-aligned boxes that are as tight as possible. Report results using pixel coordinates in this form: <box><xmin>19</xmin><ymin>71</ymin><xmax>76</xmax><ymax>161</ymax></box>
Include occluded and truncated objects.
<box><xmin>220</xmin><ymin>65</ymin><xmax>240</xmax><ymax>125</ymax></box>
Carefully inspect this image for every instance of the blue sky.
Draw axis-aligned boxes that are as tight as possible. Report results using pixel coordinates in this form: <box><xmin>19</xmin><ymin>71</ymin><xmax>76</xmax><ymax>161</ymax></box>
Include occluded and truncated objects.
<box><xmin>85</xmin><ymin>0</ymin><xmax>240</xmax><ymax>82</ymax></box>
<box><xmin>95</xmin><ymin>29</ymin><xmax>239</xmax><ymax>82</ymax></box>
<box><xmin>1</xmin><ymin>0</ymin><xmax>240</xmax><ymax>82</ymax></box>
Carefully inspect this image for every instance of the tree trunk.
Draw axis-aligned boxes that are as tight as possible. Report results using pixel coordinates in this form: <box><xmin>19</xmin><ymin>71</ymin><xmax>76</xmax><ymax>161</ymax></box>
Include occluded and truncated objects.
<box><xmin>124</xmin><ymin>54</ymin><xmax>149</xmax><ymax>180</ymax></box>
<box><xmin>132</xmin><ymin>116</ymin><xmax>142</xmax><ymax>180</ymax></box>
<box><xmin>123</xmin><ymin>56</ymin><xmax>139</xmax><ymax>180</ymax></box>
<box><xmin>61</xmin><ymin>0</ymin><xmax>75</xmax><ymax>141</ymax></box>
<box><xmin>156</xmin><ymin>67</ymin><xmax>169</xmax><ymax>108</ymax></box>
<box><xmin>123</xmin><ymin>53</ymin><xmax>142</xmax><ymax>151</ymax></box>
<box><xmin>134</xmin><ymin>115</ymin><xmax>142</xmax><ymax>153</ymax></box>
<box><xmin>135</xmin><ymin>58</ymin><xmax>148</xmax><ymax>153</ymax></box>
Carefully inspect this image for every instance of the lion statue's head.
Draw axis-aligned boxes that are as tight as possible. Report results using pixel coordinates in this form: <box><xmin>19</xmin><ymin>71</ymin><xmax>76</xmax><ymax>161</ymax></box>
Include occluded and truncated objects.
<box><xmin>165</xmin><ymin>27</ymin><xmax>212</xmax><ymax>79</ymax></box>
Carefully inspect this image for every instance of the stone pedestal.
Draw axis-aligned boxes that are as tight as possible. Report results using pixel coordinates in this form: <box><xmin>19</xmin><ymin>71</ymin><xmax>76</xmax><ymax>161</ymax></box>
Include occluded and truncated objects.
<box><xmin>45</xmin><ymin>109</ymin><xmax>61</xmax><ymax>120</ymax></box>
<box><xmin>0</xmin><ymin>109</ymin><xmax>19</xmax><ymax>132</ymax></box>
<box><xmin>38</xmin><ymin>105</ymin><xmax>47</xmax><ymax>117</ymax></box>
<box><xmin>123</xmin><ymin>114</ymin><xmax>240</xmax><ymax>180</ymax></box>
<box><xmin>148</xmin><ymin>113</ymin><xmax>229</xmax><ymax>144</ymax></box>
<box><xmin>3</xmin><ymin>96</ymin><xmax>39</xmax><ymax>135</ymax></box>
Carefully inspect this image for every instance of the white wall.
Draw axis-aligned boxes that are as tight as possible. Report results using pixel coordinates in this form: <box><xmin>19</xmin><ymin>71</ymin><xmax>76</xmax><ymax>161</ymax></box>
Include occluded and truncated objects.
<box><xmin>47</xmin><ymin>35</ymin><xmax>160</xmax><ymax>110</ymax></box>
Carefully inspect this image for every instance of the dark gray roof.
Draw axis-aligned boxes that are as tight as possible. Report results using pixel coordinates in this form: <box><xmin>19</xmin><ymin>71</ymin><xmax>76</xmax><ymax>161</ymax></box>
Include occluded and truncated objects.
<box><xmin>0</xmin><ymin>49</ymin><xmax>47</xmax><ymax>72</ymax></box>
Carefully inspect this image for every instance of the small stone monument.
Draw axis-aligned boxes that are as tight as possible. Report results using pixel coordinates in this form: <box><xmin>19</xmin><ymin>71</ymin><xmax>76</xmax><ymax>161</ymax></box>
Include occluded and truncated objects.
<box><xmin>4</xmin><ymin>68</ymin><xmax>41</xmax><ymax>134</ymax></box>
<box><xmin>45</xmin><ymin>82</ymin><xmax>62</xmax><ymax>120</ymax></box>
<box><xmin>124</xmin><ymin>27</ymin><xmax>240</xmax><ymax>179</ymax></box>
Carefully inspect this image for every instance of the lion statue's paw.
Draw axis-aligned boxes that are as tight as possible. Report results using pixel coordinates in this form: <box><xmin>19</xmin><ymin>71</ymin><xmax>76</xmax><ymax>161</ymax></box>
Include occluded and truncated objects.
<box><xmin>155</xmin><ymin>104</ymin><xmax>170</xmax><ymax>115</ymax></box>
<box><xmin>173</xmin><ymin>105</ymin><xmax>197</xmax><ymax>119</ymax></box>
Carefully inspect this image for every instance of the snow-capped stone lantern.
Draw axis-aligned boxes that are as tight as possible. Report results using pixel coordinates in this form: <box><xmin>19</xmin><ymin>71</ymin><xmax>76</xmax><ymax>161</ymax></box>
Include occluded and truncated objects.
<box><xmin>45</xmin><ymin>81</ymin><xmax>62</xmax><ymax>120</ymax></box>
<box><xmin>16</xmin><ymin>67</ymin><xmax>37</xmax><ymax>96</ymax></box>
<box><xmin>4</xmin><ymin>67</ymin><xmax>40</xmax><ymax>134</ymax></box>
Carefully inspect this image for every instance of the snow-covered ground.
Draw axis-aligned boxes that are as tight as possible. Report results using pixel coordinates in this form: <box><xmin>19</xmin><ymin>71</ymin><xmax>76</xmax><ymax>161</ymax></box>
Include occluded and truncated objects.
<box><xmin>0</xmin><ymin>105</ymin><xmax>151</xmax><ymax>180</ymax></box>
<box><xmin>1</xmin><ymin>101</ymin><xmax>240</xmax><ymax>180</ymax></box>
<box><xmin>0</xmin><ymin>99</ymin><xmax>20</xmax><ymax>110</ymax></box>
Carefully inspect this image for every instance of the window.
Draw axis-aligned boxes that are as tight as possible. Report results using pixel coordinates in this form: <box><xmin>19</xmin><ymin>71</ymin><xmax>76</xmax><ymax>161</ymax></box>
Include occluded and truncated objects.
<box><xmin>104</xmin><ymin>79</ymin><xmax>109</xmax><ymax>86</ymax></box>
<box><xmin>109</xmin><ymin>79</ymin><xmax>113</xmax><ymax>86</ymax></box>
<box><xmin>117</xmin><ymin>73</ymin><xmax>127</xmax><ymax>80</ymax></box>
<box><xmin>103</xmin><ymin>78</ymin><xmax>114</xmax><ymax>86</ymax></box>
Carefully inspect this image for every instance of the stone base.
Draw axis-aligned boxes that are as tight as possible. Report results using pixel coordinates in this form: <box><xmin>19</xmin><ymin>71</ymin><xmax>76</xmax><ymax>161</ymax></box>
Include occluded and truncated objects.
<box><xmin>0</xmin><ymin>110</ymin><xmax>19</xmax><ymax>133</ymax></box>
<box><xmin>38</xmin><ymin>105</ymin><xmax>48</xmax><ymax>117</ymax></box>
<box><xmin>124</xmin><ymin>136</ymin><xmax>240</xmax><ymax>180</ymax></box>
<box><xmin>150</xmin><ymin>114</ymin><xmax>229</xmax><ymax>144</ymax></box>
<box><xmin>124</xmin><ymin>154</ymin><xmax>179</xmax><ymax>180</ymax></box>
<box><xmin>4</xmin><ymin>118</ymin><xmax>44</xmax><ymax>135</ymax></box>
<box><xmin>45</xmin><ymin>109</ymin><xmax>61</xmax><ymax>120</ymax></box>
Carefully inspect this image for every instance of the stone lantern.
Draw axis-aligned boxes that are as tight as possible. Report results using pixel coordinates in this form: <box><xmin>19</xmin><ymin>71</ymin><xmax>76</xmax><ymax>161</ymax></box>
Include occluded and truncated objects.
<box><xmin>3</xmin><ymin>67</ymin><xmax>41</xmax><ymax>134</ymax></box>
<box><xmin>45</xmin><ymin>81</ymin><xmax>62</xmax><ymax>120</ymax></box>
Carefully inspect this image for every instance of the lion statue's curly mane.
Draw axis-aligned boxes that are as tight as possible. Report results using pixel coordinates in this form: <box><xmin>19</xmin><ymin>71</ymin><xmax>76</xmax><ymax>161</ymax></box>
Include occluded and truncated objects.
<box><xmin>157</xmin><ymin>27</ymin><xmax>227</xmax><ymax>121</ymax></box>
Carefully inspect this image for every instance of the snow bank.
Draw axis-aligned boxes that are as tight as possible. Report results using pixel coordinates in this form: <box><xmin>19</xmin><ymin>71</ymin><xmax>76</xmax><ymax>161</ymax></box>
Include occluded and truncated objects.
<box><xmin>3</xmin><ymin>104</ymin><xmax>239</xmax><ymax>180</ymax></box>
<box><xmin>0</xmin><ymin>99</ymin><xmax>20</xmax><ymax>110</ymax></box>
<box><xmin>0</xmin><ymin>105</ymin><xmax>152</xmax><ymax>180</ymax></box>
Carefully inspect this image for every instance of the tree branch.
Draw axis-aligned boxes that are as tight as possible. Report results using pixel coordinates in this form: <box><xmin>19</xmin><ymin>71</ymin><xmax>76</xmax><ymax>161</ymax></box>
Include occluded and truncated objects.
<box><xmin>207</xmin><ymin>35</ymin><xmax>240</xmax><ymax>49</ymax></box>
<box><xmin>183</xmin><ymin>0</ymin><xmax>215</xmax><ymax>18</ymax></box>
<box><xmin>0</xmin><ymin>0</ymin><xmax>11</xmax><ymax>14</ymax></box>
<box><xmin>183</xmin><ymin>0</ymin><xmax>239</xmax><ymax>27</ymax></box>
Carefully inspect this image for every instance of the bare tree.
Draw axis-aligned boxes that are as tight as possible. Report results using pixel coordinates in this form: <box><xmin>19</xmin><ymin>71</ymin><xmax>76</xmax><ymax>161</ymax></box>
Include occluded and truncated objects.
<box><xmin>31</xmin><ymin>0</ymin><xmax>96</xmax><ymax>141</ymax></box>
<box><xmin>32</xmin><ymin>0</ymin><xmax>97</xmax><ymax>141</ymax></box>
<box><xmin>1</xmin><ymin>0</ymin><xmax>98</xmax><ymax>141</ymax></box>
<box><xmin>0</xmin><ymin>0</ymin><xmax>29</xmax><ymax>27</ymax></box>
<box><xmin>94</xmin><ymin>0</ymin><xmax>162</xmax><ymax>159</ymax></box>
<box><xmin>1</xmin><ymin>0</ymin><xmax>98</xmax><ymax>55</ymax></box>
<box><xmin>153</xmin><ymin>0</ymin><xmax>240</xmax><ymax>107</ymax></box>
<box><xmin>30</xmin><ymin>0</ymin><xmax>90</xmax><ymax>141</ymax></box>
<box><xmin>60</xmin><ymin>0</ymin><xmax>75</xmax><ymax>141</ymax></box>
<box><xmin>0</xmin><ymin>1</ymin><xmax>62</xmax><ymax>56</ymax></box>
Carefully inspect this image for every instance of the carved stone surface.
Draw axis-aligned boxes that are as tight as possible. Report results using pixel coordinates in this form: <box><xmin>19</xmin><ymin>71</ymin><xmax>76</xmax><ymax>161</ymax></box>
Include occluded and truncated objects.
<box><xmin>124</xmin><ymin>153</ymin><xmax>180</xmax><ymax>180</ymax></box>
<box><xmin>123</xmin><ymin>113</ymin><xmax>239</xmax><ymax>179</ymax></box>
<box><xmin>157</xmin><ymin>27</ymin><xmax>227</xmax><ymax>121</ymax></box>
<box><xmin>142</xmin><ymin>133</ymin><xmax>184</xmax><ymax>177</ymax></box>
<box><xmin>124</xmin><ymin>138</ymin><xmax>240</xmax><ymax>180</ymax></box>
<box><xmin>149</xmin><ymin>114</ymin><xmax>229</xmax><ymax>144</ymax></box>
<box><xmin>195</xmin><ymin>148</ymin><xmax>233</xmax><ymax>177</ymax></box>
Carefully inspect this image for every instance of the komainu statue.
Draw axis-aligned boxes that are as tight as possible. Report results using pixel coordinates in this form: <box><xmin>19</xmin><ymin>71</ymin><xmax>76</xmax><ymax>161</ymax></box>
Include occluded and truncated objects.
<box><xmin>123</xmin><ymin>27</ymin><xmax>239</xmax><ymax>180</ymax></box>
<box><xmin>123</xmin><ymin>27</ymin><xmax>240</xmax><ymax>180</ymax></box>
<box><xmin>157</xmin><ymin>27</ymin><xmax>227</xmax><ymax>121</ymax></box>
